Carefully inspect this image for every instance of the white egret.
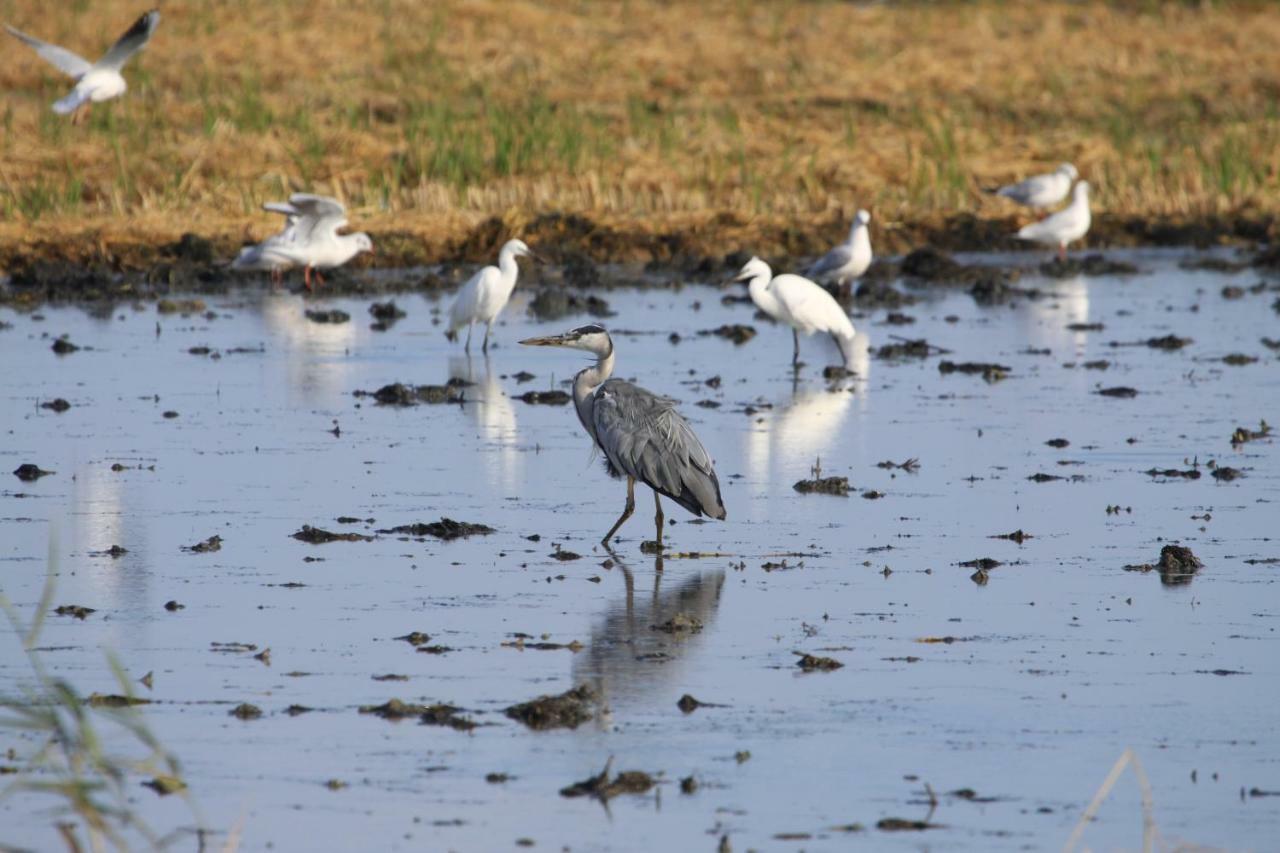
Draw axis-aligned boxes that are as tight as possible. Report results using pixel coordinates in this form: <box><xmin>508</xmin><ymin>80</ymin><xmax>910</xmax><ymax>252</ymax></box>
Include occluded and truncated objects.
<box><xmin>445</xmin><ymin>239</ymin><xmax>537</xmax><ymax>353</ymax></box>
<box><xmin>730</xmin><ymin>257</ymin><xmax>858</xmax><ymax>370</ymax></box>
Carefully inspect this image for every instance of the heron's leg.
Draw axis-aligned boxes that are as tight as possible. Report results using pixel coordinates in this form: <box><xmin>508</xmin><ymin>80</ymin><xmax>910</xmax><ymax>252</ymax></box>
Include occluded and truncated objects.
<box><xmin>653</xmin><ymin>491</ymin><xmax>665</xmax><ymax>548</ymax></box>
<box><xmin>792</xmin><ymin>329</ymin><xmax>801</xmax><ymax>367</ymax></box>
<box><xmin>304</xmin><ymin>265</ymin><xmax>314</xmax><ymax>291</ymax></box>
<box><xmin>464</xmin><ymin>323</ymin><xmax>473</xmax><ymax>353</ymax></box>
<box><xmin>482</xmin><ymin>321</ymin><xmax>492</xmax><ymax>353</ymax></box>
<box><xmin>602</xmin><ymin>476</ymin><xmax>636</xmax><ymax>546</ymax></box>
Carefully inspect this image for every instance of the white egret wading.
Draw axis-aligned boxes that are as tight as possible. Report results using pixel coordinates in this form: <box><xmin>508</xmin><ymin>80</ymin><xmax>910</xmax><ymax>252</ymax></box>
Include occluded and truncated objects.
<box><xmin>1016</xmin><ymin>181</ymin><xmax>1091</xmax><ymax>261</ymax></box>
<box><xmin>231</xmin><ymin>202</ymin><xmax>303</xmax><ymax>284</ymax></box>
<box><xmin>520</xmin><ymin>324</ymin><xmax>726</xmax><ymax>547</ymax></box>
<box><xmin>805</xmin><ymin>209</ymin><xmax>873</xmax><ymax>291</ymax></box>
<box><xmin>446</xmin><ymin>239</ymin><xmax>537</xmax><ymax>353</ymax></box>
<box><xmin>992</xmin><ymin>163</ymin><xmax>1078</xmax><ymax>210</ymax></box>
<box><xmin>731</xmin><ymin>257</ymin><xmax>858</xmax><ymax>371</ymax></box>
<box><xmin>261</xmin><ymin>194</ymin><xmax>373</xmax><ymax>290</ymax></box>
<box><xmin>6</xmin><ymin>9</ymin><xmax>159</xmax><ymax>123</ymax></box>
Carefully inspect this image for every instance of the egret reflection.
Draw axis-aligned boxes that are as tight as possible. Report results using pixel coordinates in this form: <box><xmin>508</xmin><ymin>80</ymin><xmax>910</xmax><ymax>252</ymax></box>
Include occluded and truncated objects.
<box><xmin>449</xmin><ymin>354</ymin><xmax>522</xmax><ymax>493</ymax></box>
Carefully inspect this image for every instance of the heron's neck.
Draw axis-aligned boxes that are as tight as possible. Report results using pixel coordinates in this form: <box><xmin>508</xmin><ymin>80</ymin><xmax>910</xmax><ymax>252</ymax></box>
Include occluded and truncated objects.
<box><xmin>498</xmin><ymin>248</ymin><xmax>520</xmax><ymax>291</ymax></box>
<box><xmin>748</xmin><ymin>274</ymin><xmax>780</xmax><ymax>316</ymax></box>
<box><xmin>573</xmin><ymin>341</ymin><xmax>614</xmax><ymax>439</ymax></box>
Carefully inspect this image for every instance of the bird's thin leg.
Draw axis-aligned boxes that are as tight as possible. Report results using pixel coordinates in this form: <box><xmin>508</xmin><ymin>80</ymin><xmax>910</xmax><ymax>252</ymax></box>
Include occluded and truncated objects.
<box><xmin>316</xmin><ymin>269</ymin><xmax>326</xmax><ymax>288</ymax></box>
<box><xmin>304</xmin><ymin>265</ymin><xmax>313</xmax><ymax>291</ymax></box>
<box><xmin>464</xmin><ymin>324</ymin><xmax>472</xmax><ymax>353</ymax></box>
<box><xmin>602</xmin><ymin>477</ymin><xmax>636</xmax><ymax>546</ymax></box>
<box><xmin>482</xmin><ymin>321</ymin><xmax>492</xmax><ymax>353</ymax></box>
<box><xmin>653</xmin><ymin>491</ymin><xmax>665</xmax><ymax>549</ymax></box>
<box><xmin>792</xmin><ymin>329</ymin><xmax>801</xmax><ymax>368</ymax></box>
<box><xmin>1058</xmin><ymin>244</ymin><xmax>1067</xmax><ymax>262</ymax></box>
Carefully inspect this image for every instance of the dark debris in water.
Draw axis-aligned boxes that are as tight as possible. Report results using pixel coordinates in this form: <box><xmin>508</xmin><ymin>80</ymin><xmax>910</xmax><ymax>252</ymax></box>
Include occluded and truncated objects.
<box><xmin>87</xmin><ymin>693</ymin><xmax>150</xmax><ymax>708</ymax></box>
<box><xmin>395</xmin><ymin>632</ymin><xmax>432</xmax><ymax>646</ymax></box>
<box><xmin>528</xmin><ymin>289</ymin><xmax>614</xmax><ymax>321</ymax></box>
<box><xmin>378</xmin><ymin>518</ymin><xmax>495</xmax><ymax>540</ymax></box>
<box><xmin>292</xmin><ymin>525</ymin><xmax>373</xmax><ymax>544</ymax></box>
<box><xmin>1096</xmin><ymin>386</ymin><xmax>1139</xmax><ymax>398</ymax></box>
<box><xmin>793</xmin><ymin>476</ymin><xmax>849</xmax><ymax>496</ymax></box>
<box><xmin>354</xmin><ymin>379</ymin><xmax>467</xmax><ymax>406</ymax></box>
<box><xmin>874</xmin><ymin>338</ymin><xmax>936</xmax><ymax>359</ymax></box>
<box><xmin>229</xmin><ymin>703</ymin><xmax>263</xmax><ymax>720</ymax></box>
<box><xmin>1231</xmin><ymin>421</ymin><xmax>1271</xmax><ymax>445</ymax></box>
<box><xmin>1125</xmin><ymin>544</ymin><xmax>1204</xmax><ymax>586</ymax></box>
<box><xmin>958</xmin><ymin>557</ymin><xmax>1002</xmax><ymax>570</ymax></box>
<box><xmin>505</xmin><ymin>684</ymin><xmax>597</xmax><ymax>731</ymax></box>
<box><xmin>796</xmin><ymin>652</ymin><xmax>844</xmax><ymax>672</ymax></box>
<box><xmin>1211</xmin><ymin>466</ymin><xmax>1244</xmax><ymax>481</ymax></box>
<box><xmin>40</xmin><ymin>398</ymin><xmax>70</xmax><ymax>412</ymax></box>
<box><xmin>653</xmin><ymin>614</ymin><xmax>703</xmax><ymax>634</ymax></box>
<box><xmin>518</xmin><ymin>389</ymin><xmax>572</xmax><ymax>405</ymax></box>
<box><xmin>304</xmin><ymin>309</ymin><xmax>351</xmax><ymax>324</ymax></box>
<box><xmin>700</xmin><ymin>324</ymin><xmax>756</xmax><ymax>345</ymax></box>
<box><xmin>938</xmin><ymin>360</ymin><xmax>1010</xmax><ymax>382</ymax></box>
<box><xmin>1040</xmin><ymin>254</ymin><xmax>1139</xmax><ymax>277</ymax></box>
<box><xmin>877</xmin><ymin>817</ymin><xmax>941</xmax><ymax>832</ymax></box>
<box><xmin>53</xmin><ymin>604</ymin><xmax>95</xmax><ymax>620</ymax></box>
<box><xmin>13</xmin><ymin>464</ymin><xmax>54</xmax><ymax>481</ymax></box>
<box><xmin>559</xmin><ymin>758</ymin><xmax>655</xmax><ymax>802</ymax></box>
<box><xmin>1145</xmin><ymin>467</ymin><xmax>1201</xmax><ymax>480</ymax></box>
<box><xmin>182</xmin><ymin>535</ymin><xmax>222</xmax><ymax>553</ymax></box>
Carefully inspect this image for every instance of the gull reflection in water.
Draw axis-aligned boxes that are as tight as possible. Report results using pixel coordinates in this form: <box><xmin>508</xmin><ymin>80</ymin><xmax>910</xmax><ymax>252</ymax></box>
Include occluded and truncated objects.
<box><xmin>449</xmin><ymin>354</ymin><xmax>522</xmax><ymax>493</ymax></box>
<box><xmin>743</xmin><ymin>333</ymin><xmax>870</xmax><ymax>503</ymax></box>
<box><xmin>571</xmin><ymin>554</ymin><xmax>725</xmax><ymax>723</ymax></box>
<box><xmin>259</xmin><ymin>293</ymin><xmax>360</xmax><ymax>406</ymax></box>
<box><xmin>1022</xmin><ymin>274</ymin><xmax>1091</xmax><ymax>355</ymax></box>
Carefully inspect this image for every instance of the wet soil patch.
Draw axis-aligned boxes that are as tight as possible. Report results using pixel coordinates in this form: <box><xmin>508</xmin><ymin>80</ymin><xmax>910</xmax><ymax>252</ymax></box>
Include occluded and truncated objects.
<box><xmin>700</xmin><ymin>324</ymin><xmax>757</xmax><ymax>345</ymax></box>
<box><xmin>12</xmin><ymin>464</ymin><xmax>53</xmax><ymax>481</ymax></box>
<box><xmin>40</xmin><ymin>398</ymin><xmax>71</xmax><ymax>412</ymax></box>
<box><xmin>505</xmin><ymin>684</ymin><xmax>597</xmax><ymax>731</ymax></box>
<box><xmin>559</xmin><ymin>759</ymin><xmax>656</xmax><ymax>802</ymax></box>
<box><xmin>958</xmin><ymin>558</ymin><xmax>1002</xmax><ymax>570</ymax></box>
<box><xmin>518</xmin><ymin>389</ymin><xmax>571</xmax><ymax>405</ymax></box>
<box><xmin>292</xmin><ymin>525</ymin><xmax>373</xmax><ymax>544</ymax></box>
<box><xmin>353</xmin><ymin>380</ymin><xmax>467</xmax><ymax>405</ymax></box>
<box><xmin>230</xmin><ymin>703</ymin><xmax>263</xmax><ymax>720</ymax></box>
<box><xmin>394</xmin><ymin>632</ymin><xmax>432</xmax><ymax>646</ymax></box>
<box><xmin>377</xmin><ymin>518</ymin><xmax>495</xmax><ymax>540</ymax></box>
<box><xmin>1096</xmin><ymin>386</ymin><xmax>1139</xmax><ymax>398</ymax></box>
<box><xmin>653</xmin><ymin>614</ymin><xmax>704</xmax><ymax>634</ymax></box>
<box><xmin>853</xmin><ymin>280</ymin><xmax>915</xmax><ymax>309</ymax></box>
<box><xmin>1231</xmin><ymin>421</ymin><xmax>1271</xmax><ymax>445</ymax></box>
<box><xmin>53</xmin><ymin>604</ymin><xmax>95</xmax><ymax>619</ymax></box>
<box><xmin>87</xmin><ymin>693</ymin><xmax>150</xmax><ymax>708</ymax></box>
<box><xmin>793</xmin><ymin>476</ymin><xmax>850</xmax><ymax>496</ymax></box>
<box><xmin>368</xmin><ymin>300</ymin><xmax>406</xmax><ymax>321</ymax></box>
<box><xmin>528</xmin><ymin>289</ymin><xmax>615</xmax><ymax>321</ymax></box>
<box><xmin>1145</xmin><ymin>467</ymin><xmax>1201</xmax><ymax>480</ymax></box>
<box><xmin>796</xmin><ymin>653</ymin><xmax>844</xmax><ymax>672</ymax></box>
<box><xmin>938</xmin><ymin>361</ymin><xmax>1010</xmax><ymax>382</ymax></box>
<box><xmin>874</xmin><ymin>338</ymin><xmax>942</xmax><ymax>360</ymax></box>
<box><xmin>1211</xmin><ymin>466</ymin><xmax>1244</xmax><ymax>481</ymax></box>
<box><xmin>182</xmin><ymin>535</ymin><xmax>222</xmax><ymax>553</ymax></box>
<box><xmin>877</xmin><ymin>817</ymin><xmax>941</xmax><ymax>831</ymax></box>
<box><xmin>1039</xmin><ymin>254</ymin><xmax>1139</xmax><ymax>278</ymax></box>
<box><xmin>1222</xmin><ymin>353</ymin><xmax>1259</xmax><ymax>366</ymax></box>
<box><xmin>304</xmin><ymin>309</ymin><xmax>351</xmax><ymax>324</ymax></box>
<box><xmin>1125</xmin><ymin>544</ymin><xmax>1204</xmax><ymax>585</ymax></box>
<box><xmin>677</xmin><ymin>694</ymin><xmax>726</xmax><ymax>713</ymax></box>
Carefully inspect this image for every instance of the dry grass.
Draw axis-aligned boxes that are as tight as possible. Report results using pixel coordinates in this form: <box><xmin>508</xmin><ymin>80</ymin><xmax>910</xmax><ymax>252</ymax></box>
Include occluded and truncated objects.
<box><xmin>0</xmin><ymin>0</ymin><xmax>1277</xmax><ymax>256</ymax></box>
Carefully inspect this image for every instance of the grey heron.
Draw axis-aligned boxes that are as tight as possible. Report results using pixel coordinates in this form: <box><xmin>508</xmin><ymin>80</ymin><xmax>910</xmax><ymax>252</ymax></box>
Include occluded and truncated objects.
<box><xmin>446</xmin><ymin>239</ymin><xmax>539</xmax><ymax>353</ymax></box>
<box><xmin>729</xmin><ymin>257</ymin><xmax>858</xmax><ymax>371</ymax></box>
<box><xmin>519</xmin><ymin>324</ymin><xmax>726</xmax><ymax>547</ymax></box>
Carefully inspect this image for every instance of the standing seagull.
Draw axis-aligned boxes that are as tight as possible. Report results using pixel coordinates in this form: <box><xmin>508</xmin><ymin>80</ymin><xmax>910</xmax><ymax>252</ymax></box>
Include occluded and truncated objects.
<box><xmin>1016</xmin><ymin>181</ymin><xmax>1091</xmax><ymax>261</ymax></box>
<box><xmin>730</xmin><ymin>257</ymin><xmax>858</xmax><ymax>371</ymax></box>
<box><xmin>269</xmin><ymin>194</ymin><xmax>373</xmax><ymax>290</ymax></box>
<box><xmin>804</xmin><ymin>209</ymin><xmax>873</xmax><ymax>292</ymax></box>
<box><xmin>445</xmin><ymin>239</ymin><xmax>536</xmax><ymax>353</ymax></box>
<box><xmin>991</xmin><ymin>163</ymin><xmax>1078</xmax><ymax>210</ymax></box>
<box><xmin>231</xmin><ymin>202</ymin><xmax>302</xmax><ymax>284</ymax></box>
<box><xmin>6</xmin><ymin>9</ymin><xmax>160</xmax><ymax>123</ymax></box>
<box><xmin>520</xmin><ymin>324</ymin><xmax>726</xmax><ymax>548</ymax></box>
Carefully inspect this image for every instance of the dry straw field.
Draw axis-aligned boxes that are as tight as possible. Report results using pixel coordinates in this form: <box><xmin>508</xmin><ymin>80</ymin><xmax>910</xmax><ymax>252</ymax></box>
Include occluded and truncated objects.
<box><xmin>0</xmin><ymin>0</ymin><xmax>1277</xmax><ymax>260</ymax></box>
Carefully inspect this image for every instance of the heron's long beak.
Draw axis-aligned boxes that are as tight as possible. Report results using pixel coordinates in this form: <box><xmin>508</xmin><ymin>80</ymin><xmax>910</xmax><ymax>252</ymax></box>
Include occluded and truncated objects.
<box><xmin>519</xmin><ymin>334</ymin><xmax>571</xmax><ymax>347</ymax></box>
<box><xmin>525</xmin><ymin>250</ymin><xmax>549</xmax><ymax>265</ymax></box>
<box><xmin>723</xmin><ymin>270</ymin><xmax>752</xmax><ymax>288</ymax></box>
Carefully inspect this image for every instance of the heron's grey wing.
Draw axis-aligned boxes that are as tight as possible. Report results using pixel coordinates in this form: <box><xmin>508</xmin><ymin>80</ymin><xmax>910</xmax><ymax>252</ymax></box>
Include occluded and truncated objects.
<box><xmin>5</xmin><ymin>26</ymin><xmax>92</xmax><ymax>78</ymax></box>
<box><xmin>592</xmin><ymin>379</ymin><xmax>726</xmax><ymax>519</ymax></box>
<box><xmin>96</xmin><ymin>9</ymin><xmax>159</xmax><ymax>71</ymax></box>
<box><xmin>805</xmin><ymin>244</ymin><xmax>852</xmax><ymax>281</ymax></box>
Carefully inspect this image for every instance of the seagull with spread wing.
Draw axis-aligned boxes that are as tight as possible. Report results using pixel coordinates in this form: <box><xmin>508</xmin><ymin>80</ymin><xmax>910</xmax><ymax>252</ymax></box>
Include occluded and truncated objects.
<box><xmin>265</xmin><ymin>194</ymin><xmax>374</xmax><ymax>290</ymax></box>
<box><xmin>6</xmin><ymin>9</ymin><xmax>160</xmax><ymax>123</ymax></box>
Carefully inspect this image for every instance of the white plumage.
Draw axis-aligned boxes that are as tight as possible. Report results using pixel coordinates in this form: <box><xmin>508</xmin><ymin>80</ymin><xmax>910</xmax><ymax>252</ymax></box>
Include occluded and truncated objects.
<box><xmin>732</xmin><ymin>257</ymin><xmax>858</xmax><ymax>370</ymax></box>
<box><xmin>994</xmin><ymin>163</ymin><xmax>1078</xmax><ymax>209</ymax></box>
<box><xmin>805</xmin><ymin>209</ymin><xmax>873</xmax><ymax>290</ymax></box>
<box><xmin>254</xmin><ymin>194</ymin><xmax>373</xmax><ymax>289</ymax></box>
<box><xmin>6</xmin><ymin>9</ymin><xmax>159</xmax><ymax>121</ymax></box>
<box><xmin>1017</xmin><ymin>181</ymin><xmax>1091</xmax><ymax>260</ymax></box>
<box><xmin>446</xmin><ymin>239</ymin><xmax>534</xmax><ymax>352</ymax></box>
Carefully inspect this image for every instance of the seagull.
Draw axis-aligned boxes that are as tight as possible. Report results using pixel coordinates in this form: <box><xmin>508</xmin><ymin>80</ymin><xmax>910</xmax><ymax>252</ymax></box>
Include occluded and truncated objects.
<box><xmin>231</xmin><ymin>203</ymin><xmax>302</xmax><ymax>284</ymax></box>
<box><xmin>445</xmin><ymin>239</ymin><xmax>539</xmax><ymax>353</ymax></box>
<box><xmin>6</xmin><ymin>9</ymin><xmax>160</xmax><ymax>123</ymax></box>
<box><xmin>267</xmin><ymin>194</ymin><xmax>373</xmax><ymax>290</ymax></box>
<box><xmin>730</xmin><ymin>257</ymin><xmax>858</xmax><ymax>371</ymax></box>
<box><xmin>804</xmin><ymin>209</ymin><xmax>873</xmax><ymax>292</ymax></box>
<box><xmin>991</xmin><ymin>163</ymin><xmax>1078</xmax><ymax>210</ymax></box>
<box><xmin>1016</xmin><ymin>181</ymin><xmax>1091</xmax><ymax>261</ymax></box>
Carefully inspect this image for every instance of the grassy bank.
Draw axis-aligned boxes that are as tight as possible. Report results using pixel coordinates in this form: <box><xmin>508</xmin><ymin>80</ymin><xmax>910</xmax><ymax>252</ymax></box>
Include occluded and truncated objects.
<box><xmin>0</xmin><ymin>0</ymin><xmax>1276</xmax><ymax>261</ymax></box>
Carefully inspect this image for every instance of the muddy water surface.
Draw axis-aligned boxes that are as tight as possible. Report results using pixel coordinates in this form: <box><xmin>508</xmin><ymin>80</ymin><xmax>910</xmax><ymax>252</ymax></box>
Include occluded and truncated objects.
<box><xmin>2</xmin><ymin>251</ymin><xmax>1278</xmax><ymax>851</ymax></box>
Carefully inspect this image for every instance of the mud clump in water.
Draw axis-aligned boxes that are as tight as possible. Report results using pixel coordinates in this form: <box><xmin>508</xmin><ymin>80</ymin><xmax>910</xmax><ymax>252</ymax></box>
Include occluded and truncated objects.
<box><xmin>419</xmin><ymin>704</ymin><xmax>478</xmax><ymax>731</ymax></box>
<box><xmin>1096</xmin><ymin>386</ymin><xmax>1139</xmax><ymax>398</ymax></box>
<box><xmin>13</xmin><ymin>464</ymin><xmax>54</xmax><ymax>481</ymax></box>
<box><xmin>1146</xmin><ymin>467</ymin><xmax>1201</xmax><ymax>480</ymax></box>
<box><xmin>304</xmin><ymin>309</ymin><xmax>351</xmax><ymax>324</ymax></box>
<box><xmin>796</xmin><ymin>653</ymin><xmax>844</xmax><ymax>672</ymax></box>
<box><xmin>559</xmin><ymin>759</ymin><xmax>655</xmax><ymax>802</ymax></box>
<box><xmin>528</xmin><ymin>289</ymin><xmax>614</xmax><ymax>321</ymax></box>
<box><xmin>518</xmin><ymin>389</ymin><xmax>572</xmax><ymax>405</ymax></box>
<box><xmin>1211</xmin><ymin>466</ymin><xmax>1244</xmax><ymax>481</ymax></box>
<box><xmin>874</xmin><ymin>339</ymin><xmax>936</xmax><ymax>360</ymax></box>
<box><xmin>368</xmin><ymin>300</ymin><xmax>406</xmax><ymax>321</ymax></box>
<box><xmin>993</xmin><ymin>530</ymin><xmax>1032</xmax><ymax>543</ymax></box>
<box><xmin>183</xmin><ymin>535</ymin><xmax>222</xmax><ymax>553</ymax></box>
<box><xmin>653</xmin><ymin>614</ymin><xmax>704</xmax><ymax>634</ymax></box>
<box><xmin>701</xmin><ymin>324</ymin><xmax>757</xmax><ymax>345</ymax></box>
<box><xmin>292</xmin><ymin>525</ymin><xmax>374</xmax><ymax>544</ymax></box>
<box><xmin>87</xmin><ymin>693</ymin><xmax>150</xmax><ymax>708</ymax></box>
<box><xmin>40</xmin><ymin>398</ymin><xmax>71</xmax><ymax>412</ymax></box>
<box><xmin>229</xmin><ymin>703</ymin><xmax>263</xmax><ymax>720</ymax></box>
<box><xmin>1231</xmin><ymin>421</ymin><xmax>1271</xmax><ymax>445</ymax></box>
<box><xmin>1126</xmin><ymin>544</ymin><xmax>1204</xmax><ymax>586</ymax></box>
<box><xmin>53</xmin><ymin>604</ymin><xmax>96</xmax><ymax>619</ymax></box>
<box><xmin>1222</xmin><ymin>353</ymin><xmax>1258</xmax><ymax>366</ymax></box>
<box><xmin>1045</xmin><ymin>438</ymin><xmax>1070</xmax><ymax>448</ymax></box>
<box><xmin>505</xmin><ymin>684</ymin><xmax>597</xmax><ymax>731</ymax></box>
<box><xmin>377</xmin><ymin>518</ymin><xmax>495</xmax><ymax>540</ymax></box>
<box><xmin>854</xmin><ymin>280</ymin><xmax>915</xmax><ymax>309</ymax></box>
<box><xmin>355</xmin><ymin>379</ymin><xmax>466</xmax><ymax>406</ymax></box>
<box><xmin>51</xmin><ymin>338</ymin><xmax>80</xmax><ymax>355</ymax></box>
<box><xmin>1143</xmin><ymin>334</ymin><xmax>1192</xmax><ymax>350</ymax></box>
<box><xmin>1040</xmin><ymin>254</ymin><xmax>1139</xmax><ymax>278</ymax></box>
<box><xmin>938</xmin><ymin>360</ymin><xmax>1010</xmax><ymax>382</ymax></box>
<box><xmin>793</xmin><ymin>476</ymin><xmax>850</xmax><ymax>496</ymax></box>
<box><xmin>877</xmin><ymin>817</ymin><xmax>939</xmax><ymax>832</ymax></box>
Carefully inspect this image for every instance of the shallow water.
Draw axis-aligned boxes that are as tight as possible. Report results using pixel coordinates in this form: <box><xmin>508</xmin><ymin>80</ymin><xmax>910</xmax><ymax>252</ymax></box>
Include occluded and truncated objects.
<box><xmin>1</xmin><ymin>251</ymin><xmax>1278</xmax><ymax>851</ymax></box>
